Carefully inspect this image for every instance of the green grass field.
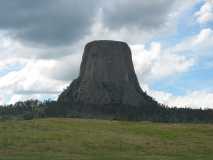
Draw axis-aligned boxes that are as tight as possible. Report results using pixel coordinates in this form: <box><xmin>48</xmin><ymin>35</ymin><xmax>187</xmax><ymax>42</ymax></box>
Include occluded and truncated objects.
<box><xmin>0</xmin><ymin>118</ymin><xmax>213</xmax><ymax>160</ymax></box>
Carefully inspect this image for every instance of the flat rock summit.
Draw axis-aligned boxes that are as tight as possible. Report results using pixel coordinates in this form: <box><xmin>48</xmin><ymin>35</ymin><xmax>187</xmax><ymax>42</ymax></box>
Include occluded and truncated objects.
<box><xmin>58</xmin><ymin>40</ymin><xmax>155</xmax><ymax>107</ymax></box>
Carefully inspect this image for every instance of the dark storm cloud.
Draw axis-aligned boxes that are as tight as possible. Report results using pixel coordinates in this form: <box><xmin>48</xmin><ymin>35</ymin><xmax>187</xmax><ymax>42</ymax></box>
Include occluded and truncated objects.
<box><xmin>0</xmin><ymin>0</ymin><xmax>178</xmax><ymax>47</ymax></box>
<box><xmin>101</xmin><ymin>0</ymin><xmax>176</xmax><ymax>30</ymax></box>
<box><xmin>0</xmin><ymin>0</ymin><xmax>99</xmax><ymax>46</ymax></box>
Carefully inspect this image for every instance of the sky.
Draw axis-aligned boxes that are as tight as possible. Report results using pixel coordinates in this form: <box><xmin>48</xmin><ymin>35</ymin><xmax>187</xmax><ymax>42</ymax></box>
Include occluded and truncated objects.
<box><xmin>0</xmin><ymin>0</ymin><xmax>213</xmax><ymax>109</ymax></box>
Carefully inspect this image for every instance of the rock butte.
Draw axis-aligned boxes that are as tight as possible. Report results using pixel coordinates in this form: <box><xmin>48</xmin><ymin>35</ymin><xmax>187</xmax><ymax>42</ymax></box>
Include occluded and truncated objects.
<box><xmin>58</xmin><ymin>40</ymin><xmax>153</xmax><ymax>107</ymax></box>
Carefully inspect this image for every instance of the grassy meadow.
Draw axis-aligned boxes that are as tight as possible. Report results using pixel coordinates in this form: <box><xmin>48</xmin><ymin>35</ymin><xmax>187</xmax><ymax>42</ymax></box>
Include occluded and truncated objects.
<box><xmin>0</xmin><ymin>118</ymin><xmax>213</xmax><ymax>160</ymax></box>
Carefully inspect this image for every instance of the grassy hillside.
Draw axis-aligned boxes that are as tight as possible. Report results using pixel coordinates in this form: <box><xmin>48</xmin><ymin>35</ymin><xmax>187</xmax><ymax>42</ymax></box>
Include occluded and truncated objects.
<box><xmin>0</xmin><ymin>118</ymin><xmax>213</xmax><ymax>160</ymax></box>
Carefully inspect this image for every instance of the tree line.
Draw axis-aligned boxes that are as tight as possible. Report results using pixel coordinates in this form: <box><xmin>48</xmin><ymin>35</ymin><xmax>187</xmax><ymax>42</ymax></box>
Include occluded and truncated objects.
<box><xmin>0</xmin><ymin>98</ymin><xmax>213</xmax><ymax>123</ymax></box>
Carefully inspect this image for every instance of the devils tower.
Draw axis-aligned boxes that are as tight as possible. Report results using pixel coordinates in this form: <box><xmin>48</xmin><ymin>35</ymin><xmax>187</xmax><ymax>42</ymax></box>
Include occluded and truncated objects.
<box><xmin>58</xmin><ymin>40</ymin><xmax>157</xmax><ymax>110</ymax></box>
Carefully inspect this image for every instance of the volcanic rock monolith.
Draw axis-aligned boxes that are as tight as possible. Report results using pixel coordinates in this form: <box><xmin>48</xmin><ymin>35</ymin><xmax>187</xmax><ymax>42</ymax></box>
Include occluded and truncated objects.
<box><xmin>58</xmin><ymin>40</ymin><xmax>154</xmax><ymax>107</ymax></box>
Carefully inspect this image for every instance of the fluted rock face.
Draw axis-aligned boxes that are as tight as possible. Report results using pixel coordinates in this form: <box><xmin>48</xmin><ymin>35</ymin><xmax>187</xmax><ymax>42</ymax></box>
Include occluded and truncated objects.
<box><xmin>58</xmin><ymin>40</ymin><xmax>148</xmax><ymax>106</ymax></box>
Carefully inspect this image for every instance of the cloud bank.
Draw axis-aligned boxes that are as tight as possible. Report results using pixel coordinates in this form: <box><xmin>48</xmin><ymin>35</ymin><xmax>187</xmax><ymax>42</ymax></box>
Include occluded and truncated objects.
<box><xmin>0</xmin><ymin>0</ymin><xmax>212</xmax><ymax>109</ymax></box>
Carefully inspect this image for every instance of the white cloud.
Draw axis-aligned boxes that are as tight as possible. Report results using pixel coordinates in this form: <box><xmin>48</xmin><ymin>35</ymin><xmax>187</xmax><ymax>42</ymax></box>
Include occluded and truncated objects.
<box><xmin>130</xmin><ymin>29</ymin><xmax>213</xmax><ymax>84</ymax></box>
<box><xmin>0</xmin><ymin>31</ymin><xmax>82</xmax><ymax>104</ymax></box>
<box><xmin>131</xmin><ymin>42</ymin><xmax>194</xmax><ymax>82</ymax></box>
<box><xmin>42</xmin><ymin>54</ymin><xmax>81</xmax><ymax>81</ymax></box>
<box><xmin>144</xmin><ymin>85</ymin><xmax>213</xmax><ymax>109</ymax></box>
<box><xmin>172</xmin><ymin>28</ymin><xmax>213</xmax><ymax>54</ymax></box>
<box><xmin>130</xmin><ymin>28</ymin><xmax>213</xmax><ymax>108</ymax></box>
<box><xmin>0</xmin><ymin>59</ymin><xmax>69</xmax><ymax>104</ymax></box>
<box><xmin>142</xmin><ymin>28</ymin><xmax>213</xmax><ymax>84</ymax></box>
<box><xmin>8</xmin><ymin>94</ymin><xmax>58</xmax><ymax>105</ymax></box>
<box><xmin>195</xmin><ymin>0</ymin><xmax>213</xmax><ymax>24</ymax></box>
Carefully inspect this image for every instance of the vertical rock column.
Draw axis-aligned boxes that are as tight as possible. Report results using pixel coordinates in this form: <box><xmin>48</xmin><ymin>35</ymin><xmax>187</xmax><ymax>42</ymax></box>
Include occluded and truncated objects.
<box><xmin>58</xmin><ymin>40</ymin><xmax>150</xmax><ymax>106</ymax></box>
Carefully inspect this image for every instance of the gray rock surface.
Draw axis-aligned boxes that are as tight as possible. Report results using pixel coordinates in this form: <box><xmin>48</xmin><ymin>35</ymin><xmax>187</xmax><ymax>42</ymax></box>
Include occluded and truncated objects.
<box><xmin>58</xmin><ymin>40</ymin><xmax>150</xmax><ymax>106</ymax></box>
